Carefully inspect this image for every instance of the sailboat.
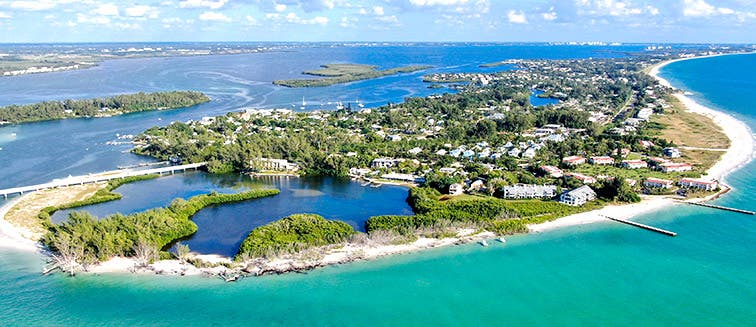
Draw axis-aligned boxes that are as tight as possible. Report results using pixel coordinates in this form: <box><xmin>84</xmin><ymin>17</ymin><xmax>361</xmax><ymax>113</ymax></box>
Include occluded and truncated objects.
<box><xmin>300</xmin><ymin>96</ymin><xmax>306</xmax><ymax>110</ymax></box>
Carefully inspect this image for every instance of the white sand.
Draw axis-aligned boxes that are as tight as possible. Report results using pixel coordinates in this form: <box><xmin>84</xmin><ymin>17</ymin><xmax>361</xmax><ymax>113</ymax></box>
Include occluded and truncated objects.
<box><xmin>530</xmin><ymin>53</ymin><xmax>756</xmax><ymax>233</ymax></box>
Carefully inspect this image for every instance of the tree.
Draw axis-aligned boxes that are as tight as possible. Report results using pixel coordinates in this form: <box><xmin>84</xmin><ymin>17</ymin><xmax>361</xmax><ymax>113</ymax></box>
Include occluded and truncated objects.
<box><xmin>133</xmin><ymin>239</ymin><xmax>158</xmax><ymax>268</ymax></box>
<box><xmin>174</xmin><ymin>242</ymin><xmax>191</xmax><ymax>263</ymax></box>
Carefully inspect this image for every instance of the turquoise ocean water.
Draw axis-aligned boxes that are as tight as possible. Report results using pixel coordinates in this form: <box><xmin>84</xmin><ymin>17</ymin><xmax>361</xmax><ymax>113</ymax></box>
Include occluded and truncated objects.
<box><xmin>0</xmin><ymin>53</ymin><xmax>754</xmax><ymax>326</ymax></box>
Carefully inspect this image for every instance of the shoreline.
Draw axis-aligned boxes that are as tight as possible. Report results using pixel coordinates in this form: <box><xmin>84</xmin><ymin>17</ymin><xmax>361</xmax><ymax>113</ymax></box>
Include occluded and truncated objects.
<box><xmin>529</xmin><ymin>52</ymin><xmax>756</xmax><ymax>233</ymax></box>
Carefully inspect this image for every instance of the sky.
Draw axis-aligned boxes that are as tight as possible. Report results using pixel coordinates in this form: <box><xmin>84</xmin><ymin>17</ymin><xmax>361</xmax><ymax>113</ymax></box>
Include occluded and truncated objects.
<box><xmin>0</xmin><ymin>0</ymin><xmax>753</xmax><ymax>43</ymax></box>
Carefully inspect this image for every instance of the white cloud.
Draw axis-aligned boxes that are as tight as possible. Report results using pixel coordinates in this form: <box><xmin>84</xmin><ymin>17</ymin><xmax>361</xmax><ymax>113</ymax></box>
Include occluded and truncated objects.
<box><xmin>340</xmin><ymin>16</ymin><xmax>357</xmax><ymax>27</ymax></box>
<box><xmin>9</xmin><ymin>1</ymin><xmax>57</xmax><ymax>11</ymax></box>
<box><xmin>577</xmin><ymin>0</ymin><xmax>653</xmax><ymax>17</ymax></box>
<box><xmin>179</xmin><ymin>0</ymin><xmax>228</xmax><ymax>10</ymax></box>
<box><xmin>377</xmin><ymin>15</ymin><xmax>399</xmax><ymax>24</ymax></box>
<box><xmin>0</xmin><ymin>11</ymin><xmax>11</xmax><ymax>19</ymax></box>
<box><xmin>244</xmin><ymin>15</ymin><xmax>260</xmax><ymax>25</ymax></box>
<box><xmin>409</xmin><ymin>0</ymin><xmax>470</xmax><ymax>6</ymax></box>
<box><xmin>682</xmin><ymin>0</ymin><xmax>737</xmax><ymax>17</ymax></box>
<box><xmin>125</xmin><ymin>5</ymin><xmax>159</xmax><ymax>18</ymax></box>
<box><xmin>542</xmin><ymin>7</ymin><xmax>557</xmax><ymax>21</ymax></box>
<box><xmin>198</xmin><ymin>11</ymin><xmax>231</xmax><ymax>22</ymax></box>
<box><xmin>115</xmin><ymin>22</ymin><xmax>142</xmax><ymax>30</ymax></box>
<box><xmin>92</xmin><ymin>3</ymin><xmax>119</xmax><ymax>17</ymax></box>
<box><xmin>267</xmin><ymin>12</ymin><xmax>329</xmax><ymax>25</ymax></box>
<box><xmin>274</xmin><ymin>4</ymin><xmax>287</xmax><ymax>12</ymax></box>
<box><xmin>373</xmin><ymin>6</ymin><xmax>384</xmax><ymax>16</ymax></box>
<box><xmin>507</xmin><ymin>10</ymin><xmax>527</xmax><ymax>24</ymax></box>
<box><xmin>76</xmin><ymin>13</ymin><xmax>111</xmax><ymax>25</ymax></box>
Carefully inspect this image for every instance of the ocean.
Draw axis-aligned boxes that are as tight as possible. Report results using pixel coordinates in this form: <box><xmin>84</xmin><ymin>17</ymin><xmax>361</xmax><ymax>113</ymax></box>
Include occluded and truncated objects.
<box><xmin>0</xmin><ymin>46</ymin><xmax>754</xmax><ymax>326</ymax></box>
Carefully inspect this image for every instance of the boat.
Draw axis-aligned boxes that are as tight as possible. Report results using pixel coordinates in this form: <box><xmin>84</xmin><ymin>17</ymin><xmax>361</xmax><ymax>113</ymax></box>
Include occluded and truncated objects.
<box><xmin>369</xmin><ymin>183</ymin><xmax>382</xmax><ymax>188</ymax></box>
<box><xmin>479</xmin><ymin>240</ymin><xmax>488</xmax><ymax>247</ymax></box>
<box><xmin>300</xmin><ymin>96</ymin><xmax>306</xmax><ymax>110</ymax></box>
<box><xmin>336</xmin><ymin>102</ymin><xmax>344</xmax><ymax>110</ymax></box>
<box><xmin>360</xmin><ymin>181</ymin><xmax>371</xmax><ymax>187</ymax></box>
<box><xmin>10</xmin><ymin>133</ymin><xmax>16</xmax><ymax>137</ymax></box>
<box><xmin>498</xmin><ymin>237</ymin><xmax>506</xmax><ymax>244</ymax></box>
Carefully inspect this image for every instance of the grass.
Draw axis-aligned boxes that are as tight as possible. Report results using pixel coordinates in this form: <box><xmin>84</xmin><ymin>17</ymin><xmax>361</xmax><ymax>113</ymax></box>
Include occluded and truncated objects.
<box><xmin>682</xmin><ymin>149</ymin><xmax>724</xmax><ymax>172</ymax></box>
<box><xmin>650</xmin><ymin>96</ymin><xmax>730</xmax><ymax>149</ymax></box>
<box><xmin>574</xmin><ymin>164</ymin><xmax>700</xmax><ymax>181</ymax></box>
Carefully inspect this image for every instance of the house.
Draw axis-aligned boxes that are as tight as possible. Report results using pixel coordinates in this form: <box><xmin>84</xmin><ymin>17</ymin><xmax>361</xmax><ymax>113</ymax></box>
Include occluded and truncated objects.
<box><xmin>679</xmin><ymin>178</ymin><xmax>718</xmax><ymax>191</ymax></box>
<box><xmin>381</xmin><ymin>173</ymin><xmax>426</xmax><ymax>184</ymax></box>
<box><xmin>612</xmin><ymin>148</ymin><xmax>632</xmax><ymax>158</ymax></box>
<box><xmin>562</xmin><ymin>156</ymin><xmax>586</xmax><ymax>166</ymax></box>
<box><xmin>565</xmin><ymin>172</ymin><xmax>597</xmax><ymax>184</ymax></box>
<box><xmin>622</xmin><ymin>159</ymin><xmax>648</xmax><ymax>169</ymax></box>
<box><xmin>522</xmin><ymin>147</ymin><xmax>537</xmax><ymax>159</ymax></box>
<box><xmin>647</xmin><ymin>157</ymin><xmax>671</xmax><ymax>166</ymax></box>
<box><xmin>439</xmin><ymin>167</ymin><xmax>456</xmax><ymax>174</ymax></box>
<box><xmin>639</xmin><ymin>140</ymin><xmax>655</xmax><ymax>148</ymax></box>
<box><xmin>508</xmin><ymin>148</ymin><xmax>522</xmax><ymax>157</ymax></box>
<box><xmin>663</xmin><ymin>147</ymin><xmax>682</xmax><ymax>158</ymax></box>
<box><xmin>448</xmin><ymin>183</ymin><xmax>465</xmax><ymax>196</ymax></box>
<box><xmin>589</xmin><ymin>156</ymin><xmax>615</xmax><ymax>165</ymax></box>
<box><xmin>387</xmin><ymin>134</ymin><xmax>402</xmax><ymax>142</ymax></box>
<box><xmin>636</xmin><ymin>108</ymin><xmax>654</xmax><ymax>121</ymax></box>
<box><xmin>644</xmin><ymin>177</ymin><xmax>674</xmax><ymax>189</ymax></box>
<box><xmin>560</xmin><ymin>185</ymin><xmax>597</xmax><ymax>206</ymax></box>
<box><xmin>349</xmin><ymin>168</ymin><xmax>372</xmax><ymax>176</ymax></box>
<box><xmin>502</xmin><ymin>184</ymin><xmax>557</xmax><ymax>199</ymax></box>
<box><xmin>371</xmin><ymin>158</ymin><xmax>401</xmax><ymax>169</ymax></box>
<box><xmin>250</xmin><ymin>158</ymin><xmax>299</xmax><ymax>172</ymax></box>
<box><xmin>540</xmin><ymin>165</ymin><xmax>563</xmax><ymax>178</ymax></box>
<box><xmin>659</xmin><ymin>162</ymin><xmax>693</xmax><ymax>173</ymax></box>
<box><xmin>408</xmin><ymin>147</ymin><xmax>423</xmax><ymax>155</ymax></box>
<box><xmin>469</xmin><ymin>180</ymin><xmax>486</xmax><ymax>192</ymax></box>
<box><xmin>435</xmin><ymin>149</ymin><xmax>448</xmax><ymax>156</ymax></box>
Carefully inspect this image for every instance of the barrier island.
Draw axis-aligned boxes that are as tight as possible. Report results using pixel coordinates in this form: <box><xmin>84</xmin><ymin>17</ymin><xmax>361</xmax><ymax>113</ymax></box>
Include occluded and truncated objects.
<box><xmin>273</xmin><ymin>63</ymin><xmax>432</xmax><ymax>87</ymax></box>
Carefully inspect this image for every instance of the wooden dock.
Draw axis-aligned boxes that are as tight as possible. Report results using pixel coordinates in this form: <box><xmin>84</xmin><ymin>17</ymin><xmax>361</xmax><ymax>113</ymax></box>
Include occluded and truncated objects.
<box><xmin>601</xmin><ymin>215</ymin><xmax>677</xmax><ymax>237</ymax></box>
<box><xmin>685</xmin><ymin>202</ymin><xmax>755</xmax><ymax>215</ymax></box>
<box><xmin>0</xmin><ymin>162</ymin><xmax>206</xmax><ymax>199</ymax></box>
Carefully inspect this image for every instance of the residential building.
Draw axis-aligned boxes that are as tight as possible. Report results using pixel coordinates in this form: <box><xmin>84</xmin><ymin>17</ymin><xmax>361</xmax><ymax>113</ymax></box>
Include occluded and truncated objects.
<box><xmin>589</xmin><ymin>156</ymin><xmax>615</xmax><ymax>165</ymax></box>
<box><xmin>381</xmin><ymin>173</ymin><xmax>426</xmax><ymax>184</ymax></box>
<box><xmin>636</xmin><ymin>108</ymin><xmax>654</xmax><ymax>121</ymax></box>
<box><xmin>540</xmin><ymin>165</ymin><xmax>563</xmax><ymax>178</ymax></box>
<box><xmin>659</xmin><ymin>162</ymin><xmax>693</xmax><ymax>173</ymax></box>
<box><xmin>639</xmin><ymin>140</ymin><xmax>655</xmax><ymax>148</ymax></box>
<box><xmin>560</xmin><ymin>185</ymin><xmax>597</xmax><ymax>206</ymax></box>
<box><xmin>663</xmin><ymin>147</ymin><xmax>682</xmax><ymax>158</ymax></box>
<box><xmin>565</xmin><ymin>172</ymin><xmax>597</xmax><ymax>184</ymax></box>
<box><xmin>449</xmin><ymin>183</ymin><xmax>465</xmax><ymax>196</ymax></box>
<box><xmin>644</xmin><ymin>177</ymin><xmax>674</xmax><ymax>189</ymax></box>
<box><xmin>562</xmin><ymin>156</ymin><xmax>586</xmax><ymax>166</ymax></box>
<box><xmin>647</xmin><ymin>157</ymin><xmax>671</xmax><ymax>166</ymax></box>
<box><xmin>469</xmin><ymin>180</ymin><xmax>486</xmax><ymax>192</ymax></box>
<box><xmin>622</xmin><ymin>159</ymin><xmax>648</xmax><ymax>169</ymax></box>
<box><xmin>502</xmin><ymin>184</ymin><xmax>557</xmax><ymax>199</ymax></box>
<box><xmin>371</xmin><ymin>158</ymin><xmax>401</xmax><ymax>169</ymax></box>
<box><xmin>349</xmin><ymin>168</ymin><xmax>371</xmax><ymax>176</ymax></box>
<box><xmin>250</xmin><ymin>158</ymin><xmax>299</xmax><ymax>172</ymax></box>
<box><xmin>408</xmin><ymin>147</ymin><xmax>423</xmax><ymax>155</ymax></box>
<box><xmin>679</xmin><ymin>178</ymin><xmax>718</xmax><ymax>191</ymax></box>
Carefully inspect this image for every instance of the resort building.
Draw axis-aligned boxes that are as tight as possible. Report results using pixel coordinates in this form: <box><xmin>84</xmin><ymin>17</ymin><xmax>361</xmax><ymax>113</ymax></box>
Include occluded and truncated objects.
<box><xmin>678</xmin><ymin>178</ymin><xmax>718</xmax><ymax>191</ymax></box>
<box><xmin>644</xmin><ymin>177</ymin><xmax>674</xmax><ymax>189</ymax></box>
<box><xmin>541</xmin><ymin>165</ymin><xmax>563</xmax><ymax>178</ymax></box>
<box><xmin>501</xmin><ymin>184</ymin><xmax>557</xmax><ymax>199</ymax></box>
<box><xmin>560</xmin><ymin>185</ymin><xmax>597</xmax><ymax>206</ymax></box>
<box><xmin>589</xmin><ymin>156</ymin><xmax>615</xmax><ymax>165</ymax></box>
<box><xmin>371</xmin><ymin>158</ymin><xmax>402</xmax><ymax>169</ymax></box>
<box><xmin>659</xmin><ymin>162</ymin><xmax>693</xmax><ymax>173</ymax></box>
<box><xmin>250</xmin><ymin>158</ymin><xmax>299</xmax><ymax>172</ymax></box>
<box><xmin>380</xmin><ymin>173</ymin><xmax>426</xmax><ymax>184</ymax></box>
<box><xmin>565</xmin><ymin>172</ymin><xmax>597</xmax><ymax>184</ymax></box>
<box><xmin>663</xmin><ymin>147</ymin><xmax>682</xmax><ymax>158</ymax></box>
<box><xmin>449</xmin><ymin>183</ymin><xmax>465</xmax><ymax>196</ymax></box>
<box><xmin>622</xmin><ymin>159</ymin><xmax>648</xmax><ymax>169</ymax></box>
<box><xmin>562</xmin><ymin>156</ymin><xmax>586</xmax><ymax>166</ymax></box>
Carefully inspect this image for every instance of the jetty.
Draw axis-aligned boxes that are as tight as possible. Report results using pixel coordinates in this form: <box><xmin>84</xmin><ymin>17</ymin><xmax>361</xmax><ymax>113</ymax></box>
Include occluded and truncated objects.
<box><xmin>601</xmin><ymin>215</ymin><xmax>677</xmax><ymax>237</ymax></box>
<box><xmin>0</xmin><ymin>162</ymin><xmax>206</xmax><ymax>199</ymax></box>
<box><xmin>685</xmin><ymin>202</ymin><xmax>755</xmax><ymax>215</ymax></box>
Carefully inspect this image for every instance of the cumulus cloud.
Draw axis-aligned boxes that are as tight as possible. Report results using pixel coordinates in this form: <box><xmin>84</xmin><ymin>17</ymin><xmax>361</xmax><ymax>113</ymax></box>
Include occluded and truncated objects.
<box><xmin>198</xmin><ymin>11</ymin><xmax>231</xmax><ymax>22</ymax></box>
<box><xmin>244</xmin><ymin>15</ymin><xmax>260</xmax><ymax>25</ymax></box>
<box><xmin>9</xmin><ymin>1</ymin><xmax>57</xmax><ymax>11</ymax></box>
<box><xmin>76</xmin><ymin>13</ymin><xmax>111</xmax><ymax>25</ymax></box>
<box><xmin>373</xmin><ymin>6</ymin><xmax>384</xmax><ymax>16</ymax></box>
<box><xmin>266</xmin><ymin>12</ymin><xmax>329</xmax><ymax>25</ymax></box>
<box><xmin>179</xmin><ymin>0</ymin><xmax>228</xmax><ymax>10</ymax></box>
<box><xmin>507</xmin><ymin>10</ymin><xmax>527</xmax><ymax>24</ymax></box>
<box><xmin>0</xmin><ymin>11</ymin><xmax>11</xmax><ymax>18</ymax></box>
<box><xmin>542</xmin><ymin>6</ymin><xmax>557</xmax><ymax>21</ymax></box>
<box><xmin>125</xmin><ymin>5</ymin><xmax>160</xmax><ymax>18</ymax></box>
<box><xmin>409</xmin><ymin>0</ymin><xmax>471</xmax><ymax>6</ymax></box>
<box><xmin>92</xmin><ymin>3</ymin><xmax>119</xmax><ymax>17</ymax></box>
<box><xmin>682</xmin><ymin>0</ymin><xmax>734</xmax><ymax>17</ymax></box>
<box><xmin>576</xmin><ymin>0</ymin><xmax>656</xmax><ymax>17</ymax></box>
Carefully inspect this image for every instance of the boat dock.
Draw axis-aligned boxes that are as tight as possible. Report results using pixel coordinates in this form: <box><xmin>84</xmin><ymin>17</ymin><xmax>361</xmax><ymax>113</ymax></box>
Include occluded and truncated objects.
<box><xmin>685</xmin><ymin>202</ymin><xmax>755</xmax><ymax>215</ymax></box>
<box><xmin>601</xmin><ymin>215</ymin><xmax>677</xmax><ymax>237</ymax></box>
<box><xmin>0</xmin><ymin>162</ymin><xmax>206</xmax><ymax>199</ymax></box>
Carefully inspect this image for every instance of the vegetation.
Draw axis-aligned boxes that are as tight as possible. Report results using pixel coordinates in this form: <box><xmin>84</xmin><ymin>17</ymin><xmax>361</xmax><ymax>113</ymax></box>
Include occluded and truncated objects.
<box><xmin>43</xmin><ymin>189</ymin><xmax>280</xmax><ymax>265</ymax></box>
<box><xmin>273</xmin><ymin>64</ymin><xmax>432</xmax><ymax>87</ymax></box>
<box><xmin>0</xmin><ymin>91</ymin><xmax>210</xmax><ymax>124</ymax></box>
<box><xmin>236</xmin><ymin>214</ymin><xmax>355</xmax><ymax>259</ymax></box>
<box><xmin>649</xmin><ymin>96</ymin><xmax>730</xmax><ymax>149</ymax></box>
<box><xmin>38</xmin><ymin>175</ymin><xmax>160</xmax><ymax>226</ymax></box>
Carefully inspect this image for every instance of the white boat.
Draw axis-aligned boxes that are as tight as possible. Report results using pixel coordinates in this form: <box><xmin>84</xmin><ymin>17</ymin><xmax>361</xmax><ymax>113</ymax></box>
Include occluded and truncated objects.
<box><xmin>498</xmin><ymin>237</ymin><xmax>506</xmax><ymax>244</ymax></box>
<box><xmin>10</xmin><ymin>133</ymin><xmax>16</xmax><ymax>137</ymax></box>
<box><xmin>336</xmin><ymin>102</ymin><xmax>344</xmax><ymax>110</ymax></box>
<box><xmin>479</xmin><ymin>240</ymin><xmax>488</xmax><ymax>247</ymax></box>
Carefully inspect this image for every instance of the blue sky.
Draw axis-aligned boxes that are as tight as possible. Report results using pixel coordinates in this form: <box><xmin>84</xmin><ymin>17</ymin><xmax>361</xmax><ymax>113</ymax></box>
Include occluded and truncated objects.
<box><xmin>0</xmin><ymin>0</ymin><xmax>753</xmax><ymax>43</ymax></box>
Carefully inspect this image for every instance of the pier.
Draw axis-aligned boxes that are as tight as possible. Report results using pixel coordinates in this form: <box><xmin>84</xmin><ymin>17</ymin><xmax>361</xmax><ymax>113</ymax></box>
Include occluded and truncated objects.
<box><xmin>0</xmin><ymin>162</ymin><xmax>206</xmax><ymax>199</ymax></box>
<box><xmin>601</xmin><ymin>215</ymin><xmax>677</xmax><ymax>237</ymax></box>
<box><xmin>685</xmin><ymin>202</ymin><xmax>755</xmax><ymax>215</ymax></box>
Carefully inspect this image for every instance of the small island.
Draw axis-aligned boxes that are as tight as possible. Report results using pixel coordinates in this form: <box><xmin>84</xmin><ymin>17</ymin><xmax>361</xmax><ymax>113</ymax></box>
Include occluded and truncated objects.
<box><xmin>0</xmin><ymin>91</ymin><xmax>210</xmax><ymax>125</ymax></box>
<box><xmin>273</xmin><ymin>63</ymin><xmax>432</xmax><ymax>87</ymax></box>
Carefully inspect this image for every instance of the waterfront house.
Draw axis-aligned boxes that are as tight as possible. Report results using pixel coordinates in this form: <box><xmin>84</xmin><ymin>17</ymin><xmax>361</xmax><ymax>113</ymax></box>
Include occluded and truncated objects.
<box><xmin>562</xmin><ymin>155</ymin><xmax>586</xmax><ymax>166</ymax></box>
<box><xmin>381</xmin><ymin>173</ymin><xmax>426</xmax><ymax>184</ymax></box>
<box><xmin>502</xmin><ymin>184</ymin><xmax>557</xmax><ymax>199</ymax></box>
<box><xmin>565</xmin><ymin>172</ymin><xmax>597</xmax><ymax>184</ymax></box>
<box><xmin>349</xmin><ymin>167</ymin><xmax>372</xmax><ymax>176</ymax></box>
<box><xmin>250</xmin><ymin>158</ymin><xmax>299</xmax><ymax>172</ymax></box>
<box><xmin>678</xmin><ymin>178</ymin><xmax>718</xmax><ymax>191</ymax></box>
<box><xmin>621</xmin><ymin>159</ymin><xmax>648</xmax><ymax>169</ymax></box>
<box><xmin>589</xmin><ymin>156</ymin><xmax>615</xmax><ymax>165</ymax></box>
<box><xmin>449</xmin><ymin>183</ymin><xmax>465</xmax><ymax>196</ymax></box>
<box><xmin>560</xmin><ymin>185</ymin><xmax>597</xmax><ymax>206</ymax></box>
<box><xmin>644</xmin><ymin>177</ymin><xmax>674</xmax><ymax>189</ymax></box>
<box><xmin>540</xmin><ymin>165</ymin><xmax>563</xmax><ymax>178</ymax></box>
<box><xmin>659</xmin><ymin>162</ymin><xmax>693</xmax><ymax>173</ymax></box>
<box><xmin>371</xmin><ymin>158</ymin><xmax>401</xmax><ymax>169</ymax></box>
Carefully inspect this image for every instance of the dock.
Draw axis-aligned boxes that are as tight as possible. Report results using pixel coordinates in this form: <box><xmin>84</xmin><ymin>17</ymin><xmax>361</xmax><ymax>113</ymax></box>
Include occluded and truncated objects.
<box><xmin>685</xmin><ymin>202</ymin><xmax>755</xmax><ymax>215</ymax></box>
<box><xmin>601</xmin><ymin>215</ymin><xmax>677</xmax><ymax>237</ymax></box>
<box><xmin>0</xmin><ymin>162</ymin><xmax>206</xmax><ymax>199</ymax></box>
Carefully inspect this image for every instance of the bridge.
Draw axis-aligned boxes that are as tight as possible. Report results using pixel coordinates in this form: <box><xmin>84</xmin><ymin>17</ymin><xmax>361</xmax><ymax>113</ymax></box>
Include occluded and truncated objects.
<box><xmin>0</xmin><ymin>162</ymin><xmax>207</xmax><ymax>199</ymax></box>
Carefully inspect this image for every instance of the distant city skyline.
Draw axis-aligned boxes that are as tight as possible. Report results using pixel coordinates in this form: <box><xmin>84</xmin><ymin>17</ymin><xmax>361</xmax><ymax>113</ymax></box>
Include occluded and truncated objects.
<box><xmin>0</xmin><ymin>0</ymin><xmax>754</xmax><ymax>43</ymax></box>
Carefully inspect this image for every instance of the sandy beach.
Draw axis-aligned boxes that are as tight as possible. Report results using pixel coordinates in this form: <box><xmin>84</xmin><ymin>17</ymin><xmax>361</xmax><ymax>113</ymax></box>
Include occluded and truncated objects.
<box><xmin>529</xmin><ymin>53</ymin><xmax>756</xmax><ymax>233</ymax></box>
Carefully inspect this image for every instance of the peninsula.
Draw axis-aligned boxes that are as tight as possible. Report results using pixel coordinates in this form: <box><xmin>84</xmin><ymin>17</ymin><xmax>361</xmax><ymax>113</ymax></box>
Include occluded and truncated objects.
<box><xmin>273</xmin><ymin>63</ymin><xmax>432</xmax><ymax>87</ymax></box>
<box><xmin>0</xmin><ymin>91</ymin><xmax>210</xmax><ymax>125</ymax></box>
